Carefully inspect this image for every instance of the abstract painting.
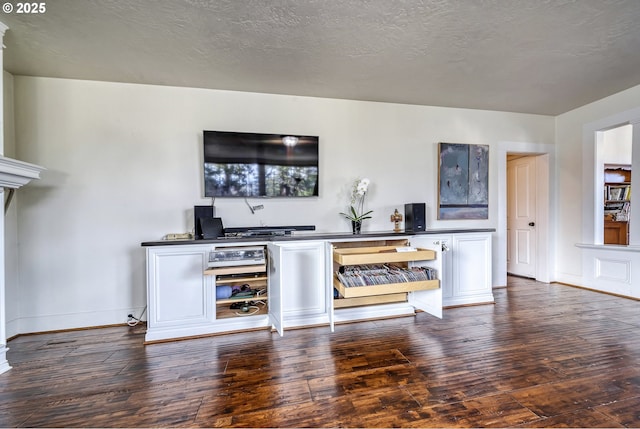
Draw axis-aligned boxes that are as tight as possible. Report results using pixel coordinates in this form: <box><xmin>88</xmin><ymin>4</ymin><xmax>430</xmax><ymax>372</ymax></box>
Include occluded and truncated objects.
<box><xmin>438</xmin><ymin>143</ymin><xmax>489</xmax><ymax>220</ymax></box>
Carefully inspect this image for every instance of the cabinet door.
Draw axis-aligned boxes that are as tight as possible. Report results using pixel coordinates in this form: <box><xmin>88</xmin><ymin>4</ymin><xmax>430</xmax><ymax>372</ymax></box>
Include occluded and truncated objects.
<box><xmin>430</xmin><ymin>236</ymin><xmax>453</xmax><ymax>304</ymax></box>
<box><xmin>406</xmin><ymin>238</ymin><xmax>443</xmax><ymax>318</ymax></box>
<box><xmin>268</xmin><ymin>241</ymin><xmax>328</xmax><ymax>329</ymax></box>
<box><xmin>147</xmin><ymin>246</ymin><xmax>211</xmax><ymax>329</ymax></box>
<box><xmin>325</xmin><ymin>242</ymin><xmax>335</xmax><ymax>332</ymax></box>
<box><xmin>267</xmin><ymin>243</ymin><xmax>284</xmax><ymax>336</ymax></box>
<box><xmin>451</xmin><ymin>233</ymin><xmax>493</xmax><ymax>303</ymax></box>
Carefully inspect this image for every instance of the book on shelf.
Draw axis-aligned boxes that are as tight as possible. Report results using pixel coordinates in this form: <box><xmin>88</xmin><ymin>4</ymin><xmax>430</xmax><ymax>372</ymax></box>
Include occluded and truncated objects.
<box><xmin>336</xmin><ymin>264</ymin><xmax>438</xmax><ymax>287</ymax></box>
<box><xmin>606</xmin><ymin>184</ymin><xmax>630</xmax><ymax>201</ymax></box>
<box><xmin>604</xmin><ymin>201</ymin><xmax>631</xmax><ymax>221</ymax></box>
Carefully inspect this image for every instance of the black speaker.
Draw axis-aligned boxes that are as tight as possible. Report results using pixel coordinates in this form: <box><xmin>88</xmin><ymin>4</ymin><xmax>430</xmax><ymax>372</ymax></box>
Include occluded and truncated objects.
<box><xmin>405</xmin><ymin>203</ymin><xmax>426</xmax><ymax>232</ymax></box>
<box><xmin>194</xmin><ymin>205</ymin><xmax>214</xmax><ymax>239</ymax></box>
<box><xmin>200</xmin><ymin>217</ymin><xmax>224</xmax><ymax>239</ymax></box>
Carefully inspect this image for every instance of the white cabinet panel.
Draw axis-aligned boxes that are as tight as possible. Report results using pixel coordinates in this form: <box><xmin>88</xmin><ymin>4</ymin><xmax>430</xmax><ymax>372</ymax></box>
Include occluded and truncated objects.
<box><xmin>269</xmin><ymin>241</ymin><xmax>329</xmax><ymax>329</ymax></box>
<box><xmin>147</xmin><ymin>245</ymin><xmax>211</xmax><ymax>331</ymax></box>
<box><xmin>449</xmin><ymin>233</ymin><xmax>494</xmax><ymax>306</ymax></box>
<box><xmin>578</xmin><ymin>245</ymin><xmax>635</xmax><ymax>297</ymax></box>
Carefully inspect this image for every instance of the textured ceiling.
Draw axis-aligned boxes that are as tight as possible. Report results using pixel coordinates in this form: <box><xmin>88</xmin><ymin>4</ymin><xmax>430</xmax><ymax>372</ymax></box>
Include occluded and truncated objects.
<box><xmin>2</xmin><ymin>0</ymin><xmax>640</xmax><ymax>115</ymax></box>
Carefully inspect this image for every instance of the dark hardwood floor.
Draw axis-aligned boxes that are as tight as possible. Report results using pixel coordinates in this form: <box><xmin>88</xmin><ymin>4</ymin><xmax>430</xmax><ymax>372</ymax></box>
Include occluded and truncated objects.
<box><xmin>2</xmin><ymin>276</ymin><xmax>640</xmax><ymax>427</ymax></box>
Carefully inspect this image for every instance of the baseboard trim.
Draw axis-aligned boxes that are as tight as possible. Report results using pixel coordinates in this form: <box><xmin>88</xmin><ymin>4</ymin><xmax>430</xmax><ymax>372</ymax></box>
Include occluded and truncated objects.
<box><xmin>443</xmin><ymin>300</ymin><xmax>495</xmax><ymax>309</ymax></box>
<box><xmin>8</xmin><ymin>306</ymin><xmax>147</xmax><ymax>338</ymax></box>
<box><xmin>7</xmin><ymin>322</ymin><xmax>147</xmax><ymax>342</ymax></box>
<box><xmin>552</xmin><ymin>281</ymin><xmax>640</xmax><ymax>302</ymax></box>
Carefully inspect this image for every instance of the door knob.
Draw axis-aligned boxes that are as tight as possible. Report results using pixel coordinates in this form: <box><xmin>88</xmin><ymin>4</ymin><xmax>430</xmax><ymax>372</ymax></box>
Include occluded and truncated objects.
<box><xmin>529</xmin><ymin>222</ymin><xmax>535</xmax><ymax>227</ymax></box>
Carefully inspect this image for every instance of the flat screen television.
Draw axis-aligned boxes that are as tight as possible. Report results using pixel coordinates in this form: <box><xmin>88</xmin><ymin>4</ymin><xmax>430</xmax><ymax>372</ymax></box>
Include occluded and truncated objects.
<box><xmin>203</xmin><ymin>130</ymin><xmax>319</xmax><ymax>197</ymax></box>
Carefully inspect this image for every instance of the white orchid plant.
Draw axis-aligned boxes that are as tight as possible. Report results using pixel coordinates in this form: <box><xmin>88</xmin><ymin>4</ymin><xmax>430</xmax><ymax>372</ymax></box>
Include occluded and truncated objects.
<box><xmin>340</xmin><ymin>178</ymin><xmax>373</xmax><ymax>222</ymax></box>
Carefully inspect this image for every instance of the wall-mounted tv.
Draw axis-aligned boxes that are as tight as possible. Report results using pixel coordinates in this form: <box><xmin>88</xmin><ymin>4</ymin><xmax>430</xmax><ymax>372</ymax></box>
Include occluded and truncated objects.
<box><xmin>203</xmin><ymin>130</ymin><xmax>319</xmax><ymax>197</ymax></box>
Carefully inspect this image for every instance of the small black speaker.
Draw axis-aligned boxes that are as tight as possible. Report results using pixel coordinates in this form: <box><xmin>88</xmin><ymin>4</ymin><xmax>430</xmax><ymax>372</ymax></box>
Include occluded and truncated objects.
<box><xmin>194</xmin><ymin>205</ymin><xmax>214</xmax><ymax>239</ymax></box>
<box><xmin>200</xmin><ymin>217</ymin><xmax>224</xmax><ymax>239</ymax></box>
<box><xmin>405</xmin><ymin>203</ymin><xmax>426</xmax><ymax>232</ymax></box>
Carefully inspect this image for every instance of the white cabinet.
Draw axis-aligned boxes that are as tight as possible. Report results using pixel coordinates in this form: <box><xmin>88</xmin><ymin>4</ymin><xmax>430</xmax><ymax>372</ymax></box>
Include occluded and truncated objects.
<box><xmin>267</xmin><ymin>241</ymin><xmax>331</xmax><ymax>331</ymax></box>
<box><xmin>430</xmin><ymin>233</ymin><xmax>493</xmax><ymax>307</ymax></box>
<box><xmin>143</xmin><ymin>231</ymin><xmax>493</xmax><ymax>342</ymax></box>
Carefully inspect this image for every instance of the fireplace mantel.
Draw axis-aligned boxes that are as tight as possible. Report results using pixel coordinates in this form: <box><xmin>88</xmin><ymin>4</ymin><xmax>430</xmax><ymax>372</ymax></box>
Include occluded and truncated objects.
<box><xmin>0</xmin><ymin>155</ymin><xmax>44</xmax><ymax>374</ymax></box>
<box><xmin>0</xmin><ymin>156</ymin><xmax>45</xmax><ymax>189</ymax></box>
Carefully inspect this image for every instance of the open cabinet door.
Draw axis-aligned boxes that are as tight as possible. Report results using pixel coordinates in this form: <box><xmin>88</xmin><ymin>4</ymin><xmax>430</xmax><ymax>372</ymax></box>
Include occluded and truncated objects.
<box><xmin>326</xmin><ymin>242</ymin><xmax>335</xmax><ymax>332</ymax></box>
<box><xmin>407</xmin><ymin>238</ymin><xmax>443</xmax><ymax>318</ymax></box>
<box><xmin>267</xmin><ymin>243</ymin><xmax>284</xmax><ymax>336</ymax></box>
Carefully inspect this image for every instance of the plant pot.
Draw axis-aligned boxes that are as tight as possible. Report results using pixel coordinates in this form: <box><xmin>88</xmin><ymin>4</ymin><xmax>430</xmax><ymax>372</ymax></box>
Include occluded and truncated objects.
<box><xmin>352</xmin><ymin>220</ymin><xmax>362</xmax><ymax>234</ymax></box>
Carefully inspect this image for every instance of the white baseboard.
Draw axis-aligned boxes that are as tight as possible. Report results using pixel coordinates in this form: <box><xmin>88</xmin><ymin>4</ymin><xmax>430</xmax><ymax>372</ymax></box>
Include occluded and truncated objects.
<box><xmin>444</xmin><ymin>292</ymin><xmax>495</xmax><ymax>307</ymax></box>
<box><xmin>553</xmin><ymin>272</ymin><xmax>585</xmax><ymax>287</ymax></box>
<box><xmin>11</xmin><ymin>306</ymin><xmax>147</xmax><ymax>335</ymax></box>
<box><xmin>6</xmin><ymin>317</ymin><xmax>18</xmax><ymax>339</ymax></box>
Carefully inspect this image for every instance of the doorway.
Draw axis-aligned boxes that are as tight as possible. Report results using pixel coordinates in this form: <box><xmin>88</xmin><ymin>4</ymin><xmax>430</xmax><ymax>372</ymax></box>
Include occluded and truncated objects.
<box><xmin>506</xmin><ymin>153</ymin><xmax>549</xmax><ymax>281</ymax></box>
<box><xmin>600</xmin><ymin>124</ymin><xmax>632</xmax><ymax>245</ymax></box>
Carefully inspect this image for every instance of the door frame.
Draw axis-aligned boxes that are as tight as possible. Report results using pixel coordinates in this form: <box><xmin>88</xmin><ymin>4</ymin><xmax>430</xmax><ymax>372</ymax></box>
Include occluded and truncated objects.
<box><xmin>496</xmin><ymin>142</ymin><xmax>555</xmax><ymax>286</ymax></box>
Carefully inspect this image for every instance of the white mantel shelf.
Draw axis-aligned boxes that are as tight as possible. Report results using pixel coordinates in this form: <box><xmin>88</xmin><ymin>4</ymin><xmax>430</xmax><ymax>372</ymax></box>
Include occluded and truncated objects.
<box><xmin>0</xmin><ymin>155</ymin><xmax>44</xmax><ymax>374</ymax></box>
<box><xmin>0</xmin><ymin>156</ymin><xmax>45</xmax><ymax>188</ymax></box>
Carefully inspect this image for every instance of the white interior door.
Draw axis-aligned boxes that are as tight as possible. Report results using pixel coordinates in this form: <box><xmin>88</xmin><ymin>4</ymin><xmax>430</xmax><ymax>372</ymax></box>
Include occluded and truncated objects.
<box><xmin>507</xmin><ymin>156</ymin><xmax>537</xmax><ymax>278</ymax></box>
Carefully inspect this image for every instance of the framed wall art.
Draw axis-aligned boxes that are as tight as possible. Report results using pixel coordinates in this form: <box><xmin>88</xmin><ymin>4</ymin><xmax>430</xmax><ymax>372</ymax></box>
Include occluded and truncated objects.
<box><xmin>438</xmin><ymin>142</ymin><xmax>489</xmax><ymax>220</ymax></box>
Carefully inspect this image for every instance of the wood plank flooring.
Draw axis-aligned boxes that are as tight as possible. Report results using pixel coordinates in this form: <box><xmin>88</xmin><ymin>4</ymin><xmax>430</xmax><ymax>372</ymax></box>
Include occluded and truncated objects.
<box><xmin>2</xmin><ymin>276</ymin><xmax>640</xmax><ymax>427</ymax></box>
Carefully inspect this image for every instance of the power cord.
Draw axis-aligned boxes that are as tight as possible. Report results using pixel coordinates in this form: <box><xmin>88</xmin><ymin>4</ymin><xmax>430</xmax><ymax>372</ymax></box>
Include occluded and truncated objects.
<box><xmin>127</xmin><ymin>306</ymin><xmax>147</xmax><ymax>326</ymax></box>
<box><xmin>234</xmin><ymin>300</ymin><xmax>265</xmax><ymax>316</ymax></box>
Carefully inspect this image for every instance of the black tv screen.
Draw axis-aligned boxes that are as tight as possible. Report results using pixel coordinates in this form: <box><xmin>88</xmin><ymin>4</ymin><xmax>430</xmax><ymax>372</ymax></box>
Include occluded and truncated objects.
<box><xmin>203</xmin><ymin>131</ymin><xmax>319</xmax><ymax>197</ymax></box>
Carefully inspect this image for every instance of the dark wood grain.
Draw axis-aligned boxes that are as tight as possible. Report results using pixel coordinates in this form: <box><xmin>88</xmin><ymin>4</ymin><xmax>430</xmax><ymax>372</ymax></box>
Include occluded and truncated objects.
<box><xmin>1</xmin><ymin>276</ymin><xmax>640</xmax><ymax>427</ymax></box>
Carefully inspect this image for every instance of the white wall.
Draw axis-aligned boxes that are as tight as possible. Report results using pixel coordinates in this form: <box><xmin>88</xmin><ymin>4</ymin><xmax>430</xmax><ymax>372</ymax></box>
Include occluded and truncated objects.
<box><xmin>555</xmin><ymin>84</ymin><xmax>640</xmax><ymax>286</ymax></box>
<box><xmin>11</xmin><ymin>76</ymin><xmax>554</xmax><ymax>333</ymax></box>
<box><xmin>602</xmin><ymin>124</ymin><xmax>632</xmax><ymax>165</ymax></box>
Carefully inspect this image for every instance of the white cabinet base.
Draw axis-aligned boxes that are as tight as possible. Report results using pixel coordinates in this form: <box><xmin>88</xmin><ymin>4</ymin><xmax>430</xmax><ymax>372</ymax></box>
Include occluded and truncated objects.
<box><xmin>283</xmin><ymin>313</ymin><xmax>331</xmax><ymax>329</ymax></box>
<box><xmin>444</xmin><ymin>294</ymin><xmax>495</xmax><ymax>308</ymax></box>
<box><xmin>145</xmin><ymin>315</ymin><xmax>270</xmax><ymax>343</ymax></box>
<box><xmin>334</xmin><ymin>302</ymin><xmax>418</xmax><ymax>324</ymax></box>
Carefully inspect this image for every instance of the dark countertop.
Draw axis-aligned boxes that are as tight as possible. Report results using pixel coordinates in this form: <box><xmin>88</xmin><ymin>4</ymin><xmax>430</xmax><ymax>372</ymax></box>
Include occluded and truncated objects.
<box><xmin>141</xmin><ymin>228</ymin><xmax>496</xmax><ymax>247</ymax></box>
